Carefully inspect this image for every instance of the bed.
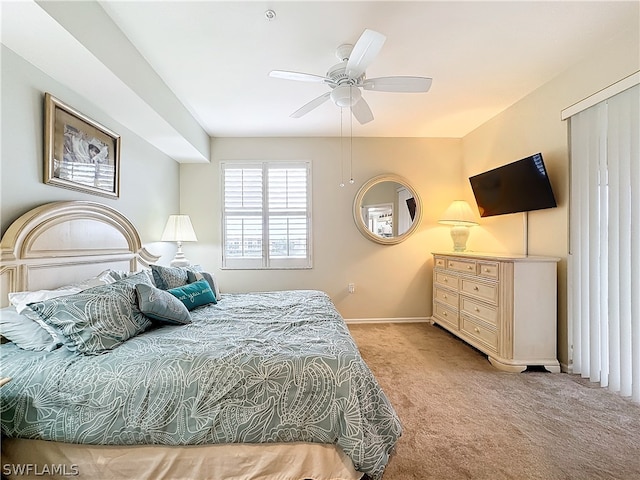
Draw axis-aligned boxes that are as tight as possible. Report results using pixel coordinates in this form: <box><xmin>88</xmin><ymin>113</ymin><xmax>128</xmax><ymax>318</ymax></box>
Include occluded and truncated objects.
<box><xmin>0</xmin><ymin>201</ymin><xmax>401</xmax><ymax>480</ymax></box>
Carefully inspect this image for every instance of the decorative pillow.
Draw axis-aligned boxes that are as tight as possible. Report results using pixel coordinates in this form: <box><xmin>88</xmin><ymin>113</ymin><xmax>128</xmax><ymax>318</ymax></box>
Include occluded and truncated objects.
<box><xmin>21</xmin><ymin>307</ymin><xmax>66</xmax><ymax>346</ymax></box>
<box><xmin>28</xmin><ymin>272</ymin><xmax>153</xmax><ymax>355</ymax></box>
<box><xmin>151</xmin><ymin>265</ymin><xmax>190</xmax><ymax>290</ymax></box>
<box><xmin>0</xmin><ymin>306</ymin><xmax>59</xmax><ymax>351</ymax></box>
<box><xmin>135</xmin><ymin>283</ymin><xmax>191</xmax><ymax>325</ymax></box>
<box><xmin>168</xmin><ymin>279</ymin><xmax>217</xmax><ymax>311</ymax></box>
<box><xmin>186</xmin><ymin>270</ymin><xmax>220</xmax><ymax>300</ymax></box>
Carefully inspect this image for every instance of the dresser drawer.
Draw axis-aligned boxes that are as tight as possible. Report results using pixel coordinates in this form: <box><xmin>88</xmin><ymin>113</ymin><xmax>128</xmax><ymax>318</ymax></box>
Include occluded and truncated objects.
<box><xmin>460</xmin><ymin>278</ymin><xmax>498</xmax><ymax>304</ymax></box>
<box><xmin>434</xmin><ymin>256</ymin><xmax>447</xmax><ymax>269</ymax></box>
<box><xmin>435</xmin><ymin>271</ymin><xmax>459</xmax><ymax>289</ymax></box>
<box><xmin>461</xmin><ymin>316</ymin><xmax>498</xmax><ymax>351</ymax></box>
<box><xmin>433</xmin><ymin>302</ymin><xmax>459</xmax><ymax>330</ymax></box>
<box><xmin>478</xmin><ymin>261</ymin><xmax>499</xmax><ymax>279</ymax></box>
<box><xmin>434</xmin><ymin>286</ymin><xmax>458</xmax><ymax>309</ymax></box>
<box><xmin>447</xmin><ymin>258</ymin><xmax>476</xmax><ymax>274</ymax></box>
<box><xmin>461</xmin><ymin>297</ymin><xmax>498</xmax><ymax>326</ymax></box>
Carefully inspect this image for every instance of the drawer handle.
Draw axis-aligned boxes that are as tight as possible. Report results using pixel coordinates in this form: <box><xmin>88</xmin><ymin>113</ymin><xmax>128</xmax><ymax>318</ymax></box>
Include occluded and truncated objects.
<box><xmin>474</xmin><ymin>327</ymin><xmax>480</xmax><ymax>333</ymax></box>
<box><xmin>443</xmin><ymin>311</ymin><xmax>448</xmax><ymax>316</ymax></box>
<box><xmin>473</xmin><ymin>286</ymin><xmax>480</xmax><ymax>291</ymax></box>
<box><xmin>484</xmin><ymin>268</ymin><xmax>490</xmax><ymax>272</ymax></box>
<box><xmin>444</xmin><ymin>278</ymin><xmax>448</xmax><ymax>282</ymax></box>
<box><xmin>443</xmin><ymin>294</ymin><xmax>448</xmax><ymax>299</ymax></box>
<box><xmin>474</xmin><ymin>307</ymin><xmax>480</xmax><ymax>312</ymax></box>
<box><xmin>467</xmin><ymin>265</ymin><xmax>473</xmax><ymax>270</ymax></box>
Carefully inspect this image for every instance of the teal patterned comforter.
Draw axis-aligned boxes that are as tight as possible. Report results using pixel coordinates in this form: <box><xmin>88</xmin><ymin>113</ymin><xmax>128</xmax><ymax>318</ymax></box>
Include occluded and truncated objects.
<box><xmin>0</xmin><ymin>290</ymin><xmax>401</xmax><ymax>479</ymax></box>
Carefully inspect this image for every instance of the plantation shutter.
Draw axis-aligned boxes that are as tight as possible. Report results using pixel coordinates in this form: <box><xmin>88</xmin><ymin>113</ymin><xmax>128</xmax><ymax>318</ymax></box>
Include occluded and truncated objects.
<box><xmin>222</xmin><ymin>161</ymin><xmax>311</xmax><ymax>269</ymax></box>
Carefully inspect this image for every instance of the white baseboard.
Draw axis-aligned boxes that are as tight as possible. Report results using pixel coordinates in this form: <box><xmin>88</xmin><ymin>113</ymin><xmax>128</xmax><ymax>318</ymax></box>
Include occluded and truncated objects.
<box><xmin>344</xmin><ymin>317</ymin><xmax>431</xmax><ymax>324</ymax></box>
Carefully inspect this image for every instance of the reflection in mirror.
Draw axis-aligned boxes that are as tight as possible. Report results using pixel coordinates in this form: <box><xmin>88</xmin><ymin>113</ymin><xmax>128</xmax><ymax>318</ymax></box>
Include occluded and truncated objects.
<box><xmin>362</xmin><ymin>203</ymin><xmax>394</xmax><ymax>238</ymax></box>
<box><xmin>353</xmin><ymin>174</ymin><xmax>421</xmax><ymax>245</ymax></box>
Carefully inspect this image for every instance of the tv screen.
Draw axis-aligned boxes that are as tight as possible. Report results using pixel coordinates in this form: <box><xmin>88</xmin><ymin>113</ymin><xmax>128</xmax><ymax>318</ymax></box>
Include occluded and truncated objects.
<box><xmin>469</xmin><ymin>153</ymin><xmax>557</xmax><ymax>217</ymax></box>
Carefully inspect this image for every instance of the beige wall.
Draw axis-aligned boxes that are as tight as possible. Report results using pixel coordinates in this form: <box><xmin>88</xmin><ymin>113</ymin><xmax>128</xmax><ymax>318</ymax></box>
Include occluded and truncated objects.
<box><xmin>0</xmin><ymin>46</ymin><xmax>179</xmax><ymax>259</ymax></box>
<box><xmin>461</xmin><ymin>26</ymin><xmax>639</xmax><ymax>367</ymax></box>
<box><xmin>180</xmin><ymin>22</ymin><xmax>638</xmax><ymax>343</ymax></box>
<box><xmin>180</xmin><ymin>136</ymin><xmax>461</xmax><ymax>320</ymax></box>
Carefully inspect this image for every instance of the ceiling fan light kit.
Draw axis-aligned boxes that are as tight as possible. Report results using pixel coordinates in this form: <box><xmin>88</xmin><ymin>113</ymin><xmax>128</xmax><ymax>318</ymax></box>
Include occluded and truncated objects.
<box><xmin>269</xmin><ymin>28</ymin><xmax>432</xmax><ymax>125</ymax></box>
<box><xmin>331</xmin><ymin>85</ymin><xmax>361</xmax><ymax>107</ymax></box>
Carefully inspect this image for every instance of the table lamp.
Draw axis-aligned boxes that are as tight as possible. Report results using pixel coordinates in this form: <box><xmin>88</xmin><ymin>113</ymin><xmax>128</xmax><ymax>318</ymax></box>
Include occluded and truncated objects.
<box><xmin>161</xmin><ymin>215</ymin><xmax>198</xmax><ymax>266</ymax></box>
<box><xmin>439</xmin><ymin>200</ymin><xmax>478</xmax><ymax>252</ymax></box>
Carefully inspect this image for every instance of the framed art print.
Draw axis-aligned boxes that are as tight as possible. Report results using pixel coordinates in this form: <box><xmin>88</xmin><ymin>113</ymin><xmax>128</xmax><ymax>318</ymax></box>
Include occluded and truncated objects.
<box><xmin>44</xmin><ymin>93</ymin><xmax>120</xmax><ymax>198</ymax></box>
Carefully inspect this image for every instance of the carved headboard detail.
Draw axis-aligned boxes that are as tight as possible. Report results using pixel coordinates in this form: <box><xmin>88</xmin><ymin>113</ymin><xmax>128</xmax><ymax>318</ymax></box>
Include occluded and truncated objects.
<box><xmin>0</xmin><ymin>201</ymin><xmax>160</xmax><ymax>306</ymax></box>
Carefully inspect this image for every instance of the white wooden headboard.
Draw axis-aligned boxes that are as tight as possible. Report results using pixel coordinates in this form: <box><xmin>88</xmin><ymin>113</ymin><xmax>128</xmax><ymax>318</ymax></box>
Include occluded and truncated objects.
<box><xmin>0</xmin><ymin>201</ymin><xmax>160</xmax><ymax>307</ymax></box>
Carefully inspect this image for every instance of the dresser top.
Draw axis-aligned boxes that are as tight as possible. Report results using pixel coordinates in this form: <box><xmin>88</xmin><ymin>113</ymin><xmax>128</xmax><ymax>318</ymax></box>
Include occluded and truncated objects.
<box><xmin>432</xmin><ymin>251</ymin><xmax>561</xmax><ymax>263</ymax></box>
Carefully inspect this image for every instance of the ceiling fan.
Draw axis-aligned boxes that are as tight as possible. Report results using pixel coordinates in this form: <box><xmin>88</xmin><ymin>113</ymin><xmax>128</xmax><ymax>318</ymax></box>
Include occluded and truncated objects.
<box><xmin>269</xmin><ymin>29</ymin><xmax>432</xmax><ymax>125</ymax></box>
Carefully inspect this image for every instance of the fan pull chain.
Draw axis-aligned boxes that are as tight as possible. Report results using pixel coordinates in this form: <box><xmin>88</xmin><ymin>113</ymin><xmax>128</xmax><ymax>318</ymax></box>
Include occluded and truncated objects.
<box><xmin>349</xmin><ymin>99</ymin><xmax>354</xmax><ymax>185</ymax></box>
<box><xmin>339</xmin><ymin>107</ymin><xmax>345</xmax><ymax>187</ymax></box>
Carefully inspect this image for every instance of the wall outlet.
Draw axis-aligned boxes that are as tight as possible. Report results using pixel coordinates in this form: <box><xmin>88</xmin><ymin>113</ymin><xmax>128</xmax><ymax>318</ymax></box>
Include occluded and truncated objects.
<box><xmin>348</xmin><ymin>283</ymin><xmax>355</xmax><ymax>294</ymax></box>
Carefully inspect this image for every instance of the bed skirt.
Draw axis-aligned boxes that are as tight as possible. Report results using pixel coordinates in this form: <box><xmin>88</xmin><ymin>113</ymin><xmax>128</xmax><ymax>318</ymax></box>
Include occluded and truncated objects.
<box><xmin>1</xmin><ymin>439</ymin><xmax>363</xmax><ymax>480</ymax></box>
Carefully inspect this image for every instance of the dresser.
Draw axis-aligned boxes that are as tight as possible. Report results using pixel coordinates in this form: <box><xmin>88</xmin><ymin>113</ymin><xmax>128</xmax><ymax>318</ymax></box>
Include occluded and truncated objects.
<box><xmin>431</xmin><ymin>252</ymin><xmax>560</xmax><ymax>372</ymax></box>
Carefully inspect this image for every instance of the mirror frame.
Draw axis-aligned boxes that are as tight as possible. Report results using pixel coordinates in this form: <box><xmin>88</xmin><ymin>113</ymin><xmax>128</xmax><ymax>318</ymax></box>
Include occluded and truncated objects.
<box><xmin>353</xmin><ymin>174</ymin><xmax>422</xmax><ymax>245</ymax></box>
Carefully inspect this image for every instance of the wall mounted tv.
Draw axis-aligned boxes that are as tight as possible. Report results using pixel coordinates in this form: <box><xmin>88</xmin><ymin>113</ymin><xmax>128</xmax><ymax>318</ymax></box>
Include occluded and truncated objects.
<box><xmin>469</xmin><ymin>153</ymin><xmax>557</xmax><ymax>218</ymax></box>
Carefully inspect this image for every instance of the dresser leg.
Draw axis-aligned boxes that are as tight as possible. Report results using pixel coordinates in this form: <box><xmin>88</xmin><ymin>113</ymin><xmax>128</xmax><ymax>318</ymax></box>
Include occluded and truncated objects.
<box><xmin>543</xmin><ymin>364</ymin><xmax>561</xmax><ymax>373</ymax></box>
<box><xmin>488</xmin><ymin>356</ymin><xmax>527</xmax><ymax>373</ymax></box>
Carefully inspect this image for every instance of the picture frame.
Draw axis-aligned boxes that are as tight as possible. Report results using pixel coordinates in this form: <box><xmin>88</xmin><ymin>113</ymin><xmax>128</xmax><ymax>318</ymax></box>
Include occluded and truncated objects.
<box><xmin>44</xmin><ymin>93</ymin><xmax>120</xmax><ymax>198</ymax></box>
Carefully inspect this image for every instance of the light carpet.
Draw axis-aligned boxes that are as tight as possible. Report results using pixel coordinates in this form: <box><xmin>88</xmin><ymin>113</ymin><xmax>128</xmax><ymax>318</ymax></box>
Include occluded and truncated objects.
<box><xmin>347</xmin><ymin>322</ymin><xmax>640</xmax><ymax>480</ymax></box>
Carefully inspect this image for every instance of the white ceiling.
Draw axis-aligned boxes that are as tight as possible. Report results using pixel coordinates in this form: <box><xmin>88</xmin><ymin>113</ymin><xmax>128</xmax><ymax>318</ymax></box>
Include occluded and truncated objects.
<box><xmin>98</xmin><ymin>1</ymin><xmax>637</xmax><ymax>138</ymax></box>
<box><xmin>2</xmin><ymin>1</ymin><xmax>638</xmax><ymax>162</ymax></box>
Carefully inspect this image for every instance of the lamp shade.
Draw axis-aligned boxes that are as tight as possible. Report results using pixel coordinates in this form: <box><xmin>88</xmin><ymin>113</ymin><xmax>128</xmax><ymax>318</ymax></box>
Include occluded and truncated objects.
<box><xmin>161</xmin><ymin>215</ymin><xmax>198</xmax><ymax>242</ymax></box>
<box><xmin>439</xmin><ymin>200</ymin><xmax>479</xmax><ymax>226</ymax></box>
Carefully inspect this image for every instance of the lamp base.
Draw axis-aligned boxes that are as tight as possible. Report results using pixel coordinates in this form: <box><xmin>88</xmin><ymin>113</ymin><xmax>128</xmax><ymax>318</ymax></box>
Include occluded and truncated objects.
<box><xmin>170</xmin><ymin>254</ymin><xmax>191</xmax><ymax>267</ymax></box>
<box><xmin>170</xmin><ymin>242</ymin><xmax>191</xmax><ymax>267</ymax></box>
<box><xmin>450</xmin><ymin>225</ymin><xmax>470</xmax><ymax>252</ymax></box>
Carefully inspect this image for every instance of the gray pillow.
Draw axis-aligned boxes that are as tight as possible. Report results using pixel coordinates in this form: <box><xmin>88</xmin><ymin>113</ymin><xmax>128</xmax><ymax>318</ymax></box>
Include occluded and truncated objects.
<box><xmin>135</xmin><ymin>283</ymin><xmax>191</xmax><ymax>325</ymax></box>
<box><xmin>28</xmin><ymin>272</ymin><xmax>153</xmax><ymax>355</ymax></box>
<box><xmin>151</xmin><ymin>265</ymin><xmax>190</xmax><ymax>290</ymax></box>
<box><xmin>0</xmin><ymin>306</ymin><xmax>59</xmax><ymax>351</ymax></box>
<box><xmin>186</xmin><ymin>270</ymin><xmax>220</xmax><ymax>300</ymax></box>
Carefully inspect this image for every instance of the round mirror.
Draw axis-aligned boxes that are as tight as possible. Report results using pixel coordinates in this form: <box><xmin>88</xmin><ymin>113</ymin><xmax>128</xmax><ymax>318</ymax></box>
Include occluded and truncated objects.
<box><xmin>353</xmin><ymin>174</ymin><xmax>422</xmax><ymax>245</ymax></box>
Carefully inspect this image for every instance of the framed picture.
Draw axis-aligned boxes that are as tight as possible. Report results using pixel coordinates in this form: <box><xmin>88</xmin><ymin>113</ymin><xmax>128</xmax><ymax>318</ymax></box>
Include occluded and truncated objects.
<box><xmin>44</xmin><ymin>93</ymin><xmax>120</xmax><ymax>198</ymax></box>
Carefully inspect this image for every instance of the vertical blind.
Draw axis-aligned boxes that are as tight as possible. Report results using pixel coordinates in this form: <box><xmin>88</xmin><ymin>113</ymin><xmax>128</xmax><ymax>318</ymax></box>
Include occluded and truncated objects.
<box><xmin>568</xmin><ymin>84</ymin><xmax>639</xmax><ymax>403</ymax></box>
<box><xmin>221</xmin><ymin>161</ymin><xmax>311</xmax><ymax>269</ymax></box>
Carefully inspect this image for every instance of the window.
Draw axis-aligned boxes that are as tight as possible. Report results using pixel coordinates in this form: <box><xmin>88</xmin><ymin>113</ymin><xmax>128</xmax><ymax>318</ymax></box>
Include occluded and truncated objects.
<box><xmin>221</xmin><ymin>161</ymin><xmax>312</xmax><ymax>269</ymax></box>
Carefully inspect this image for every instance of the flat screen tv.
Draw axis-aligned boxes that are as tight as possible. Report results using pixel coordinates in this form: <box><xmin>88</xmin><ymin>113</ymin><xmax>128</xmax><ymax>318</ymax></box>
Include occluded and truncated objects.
<box><xmin>469</xmin><ymin>153</ymin><xmax>557</xmax><ymax>217</ymax></box>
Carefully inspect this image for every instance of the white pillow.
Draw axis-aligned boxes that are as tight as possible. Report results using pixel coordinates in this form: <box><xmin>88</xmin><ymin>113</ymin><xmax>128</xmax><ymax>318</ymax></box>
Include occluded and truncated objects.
<box><xmin>8</xmin><ymin>288</ymin><xmax>81</xmax><ymax>314</ymax></box>
<box><xmin>54</xmin><ymin>269</ymin><xmax>118</xmax><ymax>291</ymax></box>
<box><xmin>7</xmin><ymin>269</ymin><xmax>117</xmax><ymax>313</ymax></box>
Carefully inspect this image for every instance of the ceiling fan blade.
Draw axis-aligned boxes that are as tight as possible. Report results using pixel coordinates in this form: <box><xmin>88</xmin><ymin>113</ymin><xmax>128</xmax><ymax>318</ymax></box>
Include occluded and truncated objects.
<box><xmin>290</xmin><ymin>92</ymin><xmax>331</xmax><ymax>118</ymax></box>
<box><xmin>351</xmin><ymin>96</ymin><xmax>374</xmax><ymax>124</ymax></box>
<box><xmin>269</xmin><ymin>70</ymin><xmax>332</xmax><ymax>84</ymax></box>
<box><xmin>363</xmin><ymin>76</ymin><xmax>433</xmax><ymax>93</ymax></box>
<box><xmin>345</xmin><ymin>29</ymin><xmax>386</xmax><ymax>79</ymax></box>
